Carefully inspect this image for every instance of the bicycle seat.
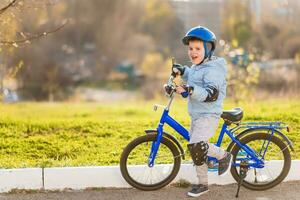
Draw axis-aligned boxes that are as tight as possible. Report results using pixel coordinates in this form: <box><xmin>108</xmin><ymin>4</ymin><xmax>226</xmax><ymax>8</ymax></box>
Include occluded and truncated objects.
<box><xmin>221</xmin><ymin>108</ymin><xmax>243</xmax><ymax>124</ymax></box>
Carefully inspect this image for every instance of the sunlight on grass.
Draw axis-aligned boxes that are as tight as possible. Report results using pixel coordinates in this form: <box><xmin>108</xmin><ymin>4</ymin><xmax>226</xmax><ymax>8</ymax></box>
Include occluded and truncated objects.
<box><xmin>0</xmin><ymin>98</ymin><xmax>299</xmax><ymax>168</ymax></box>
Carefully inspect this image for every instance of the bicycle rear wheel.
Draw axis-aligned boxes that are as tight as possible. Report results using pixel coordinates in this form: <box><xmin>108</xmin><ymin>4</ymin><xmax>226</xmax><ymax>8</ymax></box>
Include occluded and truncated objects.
<box><xmin>120</xmin><ymin>134</ymin><xmax>181</xmax><ymax>190</ymax></box>
<box><xmin>230</xmin><ymin>132</ymin><xmax>291</xmax><ymax>190</ymax></box>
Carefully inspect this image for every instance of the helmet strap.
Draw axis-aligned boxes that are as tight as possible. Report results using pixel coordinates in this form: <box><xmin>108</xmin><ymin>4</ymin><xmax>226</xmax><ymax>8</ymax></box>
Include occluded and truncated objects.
<box><xmin>197</xmin><ymin>42</ymin><xmax>210</xmax><ymax>65</ymax></box>
<box><xmin>204</xmin><ymin>42</ymin><xmax>208</xmax><ymax>58</ymax></box>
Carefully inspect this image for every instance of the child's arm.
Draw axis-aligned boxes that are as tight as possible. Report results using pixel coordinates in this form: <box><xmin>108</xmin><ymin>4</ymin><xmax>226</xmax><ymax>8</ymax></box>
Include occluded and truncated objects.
<box><xmin>190</xmin><ymin>68</ymin><xmax>224</xmax><ymax>102</ymax></box>
<box><xmin>181</xmin><ymin>66</ymin><xmax>190</xmax><ymax>82</ymax></box>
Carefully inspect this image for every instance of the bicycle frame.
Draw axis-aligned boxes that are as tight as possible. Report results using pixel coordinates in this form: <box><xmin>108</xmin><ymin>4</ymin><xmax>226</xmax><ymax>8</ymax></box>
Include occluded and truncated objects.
<box><xmin>148</xmin><ymin>95</ymin><xmax>266</xmax><ymax>169</ymax></box>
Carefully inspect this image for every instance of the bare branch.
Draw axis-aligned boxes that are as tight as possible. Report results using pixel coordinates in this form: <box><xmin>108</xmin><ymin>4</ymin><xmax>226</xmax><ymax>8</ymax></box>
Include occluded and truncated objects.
<box><xmin>0</xmin><ymin>0</ymin><xmax>18</xmax><ymax>15</ymax></box>
<box><xmin>13</xmin><ymin>1</ymin><xmax>58</xmax><ymax>13</ymax></box>
<box><xmin>0</xmin><ymin>19</ymin><xmax>69</xmax><ymax>46</ymax></box>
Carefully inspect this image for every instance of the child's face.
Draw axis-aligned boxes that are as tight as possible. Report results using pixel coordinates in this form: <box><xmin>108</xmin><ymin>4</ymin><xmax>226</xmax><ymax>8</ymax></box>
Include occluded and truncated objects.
<box><xmin>188</xmin><ymin>40</ymin><xmax>205</xmax><ymax>65</ymax></box>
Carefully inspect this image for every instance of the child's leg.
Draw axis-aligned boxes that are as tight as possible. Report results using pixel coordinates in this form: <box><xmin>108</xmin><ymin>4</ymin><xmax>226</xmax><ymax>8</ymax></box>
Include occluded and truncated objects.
<box><xmin>189</xmin><ymin>116</ymin><xmax>226</xmax><ymax>184</ymax></box>
<box><xmin>208</xmin><ymin>143</ymin><xmax>226</xmax><ymax>160</ymax></box>
<box><xmin>196</xmin><ymin>164</ymin><xmax>208</xmax><ymax>185</ymax></box>
<box><xmin>190</xmin><ymin>116</ymin><xmax>226</xmax><ymax>160</ymax></box>
<box><xmin>194</xmin><ymin>144</ymin><xmax>225</xmax><ymax>185</ymax></box>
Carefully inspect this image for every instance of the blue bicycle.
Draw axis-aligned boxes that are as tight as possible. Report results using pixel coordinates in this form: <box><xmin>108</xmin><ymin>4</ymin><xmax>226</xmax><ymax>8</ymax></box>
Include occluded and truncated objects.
<box><xmin>120</xmin><ymin>75</ymin><xmax>293</xmax><ymax>195</ymax></box>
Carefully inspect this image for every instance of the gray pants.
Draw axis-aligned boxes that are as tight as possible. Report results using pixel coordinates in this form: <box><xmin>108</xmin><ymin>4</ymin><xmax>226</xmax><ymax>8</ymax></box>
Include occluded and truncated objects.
<box><xmin>189</xmin><ymin>116</ymin><xmax>226</xmax><ymax>185</ymax></box>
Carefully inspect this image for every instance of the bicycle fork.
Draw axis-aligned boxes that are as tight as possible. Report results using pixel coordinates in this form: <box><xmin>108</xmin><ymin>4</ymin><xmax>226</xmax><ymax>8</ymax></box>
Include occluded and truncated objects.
<box><xmin>148</xmin><ymin>124</ymin><xmax>164</xmax><ymax>167</ymax></box>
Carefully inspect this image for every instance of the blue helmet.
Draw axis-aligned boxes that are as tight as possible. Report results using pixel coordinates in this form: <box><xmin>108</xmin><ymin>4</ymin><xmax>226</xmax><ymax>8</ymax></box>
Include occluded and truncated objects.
<box><xmin>182</xmin><ymin>26</ymin><xmax>217</xmax><ymax>59</ymax></box>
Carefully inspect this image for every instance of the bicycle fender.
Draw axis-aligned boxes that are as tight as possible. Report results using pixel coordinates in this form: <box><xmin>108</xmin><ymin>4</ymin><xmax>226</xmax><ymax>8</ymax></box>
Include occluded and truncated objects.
<box><xmin>226</xmin><ymin>128</ymin><xmax>294</xmax><ymax>152</ymax></box>
<box><xmin>145</xmin><ymin>129</ymin><xmax>185</xmax><ymax>159</ymax></box>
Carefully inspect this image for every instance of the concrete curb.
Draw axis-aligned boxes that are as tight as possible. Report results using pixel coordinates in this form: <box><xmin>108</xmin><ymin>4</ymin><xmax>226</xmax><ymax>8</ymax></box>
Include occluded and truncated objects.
<box><xmin>0</xmin><ymin>160</ymin><xmax>299</xmax><ymax>193</ymax></box>
<box><xmin>0</xmin><ymin>168</ymin><xmax>43</xmax><ymax>193</ymax></box>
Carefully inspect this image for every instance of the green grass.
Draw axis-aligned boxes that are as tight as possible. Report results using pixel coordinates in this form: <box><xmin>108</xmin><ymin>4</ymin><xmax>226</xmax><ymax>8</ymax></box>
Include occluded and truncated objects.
<box><xmin>0</xmin><ymin>98</ymin><xmax>299</xmax><ymax>168</ymax></box>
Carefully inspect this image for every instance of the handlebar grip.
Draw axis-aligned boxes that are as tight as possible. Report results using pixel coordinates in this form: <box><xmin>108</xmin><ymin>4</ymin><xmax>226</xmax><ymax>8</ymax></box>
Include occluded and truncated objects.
<box><xmin>164</xmin><ymin>84</ymin><xmax>173</xmax><ymax>95</ymax></box>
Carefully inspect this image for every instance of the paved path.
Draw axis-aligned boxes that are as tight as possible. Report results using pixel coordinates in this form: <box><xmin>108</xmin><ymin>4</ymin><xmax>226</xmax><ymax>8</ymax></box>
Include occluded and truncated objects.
<box><xmin>1</xmin><ymin>181</ymin><xmax>299</xmax><ymax>200</ymax></box>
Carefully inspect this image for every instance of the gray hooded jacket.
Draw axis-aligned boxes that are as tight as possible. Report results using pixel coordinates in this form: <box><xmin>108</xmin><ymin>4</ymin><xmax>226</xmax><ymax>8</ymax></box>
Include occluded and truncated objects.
<box><xmin>181</xmin><ymin>57</ymin><xmax>227</xmax><ymax>119</ymax></box>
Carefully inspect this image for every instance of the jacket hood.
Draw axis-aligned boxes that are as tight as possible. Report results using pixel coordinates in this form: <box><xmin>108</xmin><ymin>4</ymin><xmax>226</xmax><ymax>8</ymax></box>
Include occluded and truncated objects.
<box><xmin>202</xmin><ymin>57</ymin><xmax>227</xmax><ymax>74</ymax></box>
<box><xmin>194</xmin><ymin>57</ymin><xmax>227</xmax><ymax>75</ymax></box>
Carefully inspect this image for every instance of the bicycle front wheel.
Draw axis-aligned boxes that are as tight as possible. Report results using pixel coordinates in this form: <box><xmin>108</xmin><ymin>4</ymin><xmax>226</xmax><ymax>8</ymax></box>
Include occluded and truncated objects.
<box><xmin>230</xmin><ymin>132</ymin><xmax>291</xmax><ymax>190</ymax></box>
<box><xmin>120</xmin><ymin>134</ymin><xmax>181</xmax><ymax>191</ymax></box>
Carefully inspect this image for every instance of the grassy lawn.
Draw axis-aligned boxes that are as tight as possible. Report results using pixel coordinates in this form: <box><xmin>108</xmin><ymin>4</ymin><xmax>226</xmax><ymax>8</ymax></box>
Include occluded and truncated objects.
<box><xmin>0</xmin><ymin>98</ymin><xmax>299</xmax><ymax>168</ymax></box>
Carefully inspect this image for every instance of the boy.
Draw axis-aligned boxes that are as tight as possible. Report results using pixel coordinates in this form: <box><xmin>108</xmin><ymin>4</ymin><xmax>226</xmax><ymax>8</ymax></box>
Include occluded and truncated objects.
<box><xmin>172</xmin><ymin>26</ymin><xmax>232</xmax><ymax>197</ymax></box>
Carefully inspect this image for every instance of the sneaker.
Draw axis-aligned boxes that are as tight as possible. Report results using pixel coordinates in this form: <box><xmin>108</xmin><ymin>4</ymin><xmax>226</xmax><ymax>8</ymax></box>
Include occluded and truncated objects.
<box><xmin>187</xmin><ymin>184</ymin><xmax>209</xmax><ymax>197</ymax></box>
<box><xmin>218</xmin><ymin>152</ymin><xmax>233</xmax><ymax>176</ymax></box>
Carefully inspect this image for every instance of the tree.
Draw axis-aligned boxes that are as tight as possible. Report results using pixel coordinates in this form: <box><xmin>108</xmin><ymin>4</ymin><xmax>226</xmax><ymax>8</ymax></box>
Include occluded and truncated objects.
<box><xmin>139</xmin><ymin>0</ymin><xmax>185</xmax><ymax>59</ymax></box>
<box><xmin>219</xmin><ymin>41</ymin><xmax>260</xmax><ymax>103</ymax></box>
<box><xmin>0</xmin><ymin>0</ymin><xmax>67</xmax><ymax>100</ymax></box>
<box><xmin>221</xmin><ymin>0</ymin><xmax>252</xmax><ymax>49</ymax></box>
<box><xmin>3</xmin><ymin>0</ymin><xmax>185</xmax><ymax>100</ymax></box>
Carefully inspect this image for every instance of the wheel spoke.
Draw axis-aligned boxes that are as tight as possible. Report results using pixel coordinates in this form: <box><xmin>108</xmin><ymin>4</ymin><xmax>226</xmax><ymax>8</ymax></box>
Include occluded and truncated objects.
<box><xmin>121</xmin><ymin>135</ymin><xmax>181</xmax><ymax>189</ymax></box>
<box><xmin>254</xmin><ymin>168</ymin><xmax>258</xmax><ymax>183</ymax></box>
<box><xmin>231</xmin><ymin>133</ymin><xmax>290</xmax><ymax>190</ymax></box>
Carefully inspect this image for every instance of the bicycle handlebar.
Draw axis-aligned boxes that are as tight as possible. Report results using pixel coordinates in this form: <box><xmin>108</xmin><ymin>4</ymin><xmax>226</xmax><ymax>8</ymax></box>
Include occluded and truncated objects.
<box><xmin>164</xmin><ymin>75</ymin><xmax>177</xmax><ymax>96</ymax></box>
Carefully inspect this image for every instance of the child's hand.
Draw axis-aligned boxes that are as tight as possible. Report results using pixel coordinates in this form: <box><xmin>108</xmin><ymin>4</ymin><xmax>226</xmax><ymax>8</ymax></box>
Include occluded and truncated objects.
<box><xmin>176</xmin><ymin>85</ymin><xmax>194</xmax><ymax>98</ymax></box>
<box><xmin>172</xmin><ymin>63</ymin><xmax>185</xmax><ymax>77</ymax></box>
<box><xmin>175</xmin><ymin>86</ymin><xmax>186</xmax><ymax>94</ymax></box>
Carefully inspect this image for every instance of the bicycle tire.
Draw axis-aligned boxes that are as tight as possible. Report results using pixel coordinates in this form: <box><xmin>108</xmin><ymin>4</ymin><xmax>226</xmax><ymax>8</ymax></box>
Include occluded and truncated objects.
<box><xmin>230</xmin><ymin>132</ymin><xmax>291</xmax><ymax>190</ymax></box>
<box><xmin>120</xmin><ymin>134</ymin><xmax>181</xmax><ymax>191</ymax></box>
